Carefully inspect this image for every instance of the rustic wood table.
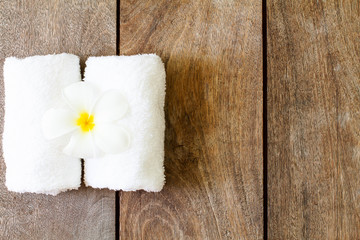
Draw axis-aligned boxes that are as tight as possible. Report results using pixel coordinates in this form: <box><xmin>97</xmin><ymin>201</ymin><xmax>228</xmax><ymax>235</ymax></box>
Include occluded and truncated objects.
<box><xmin>0</xmin><ymin>1</ymin><xmax>359</xmax><ymax>239</ymax></box>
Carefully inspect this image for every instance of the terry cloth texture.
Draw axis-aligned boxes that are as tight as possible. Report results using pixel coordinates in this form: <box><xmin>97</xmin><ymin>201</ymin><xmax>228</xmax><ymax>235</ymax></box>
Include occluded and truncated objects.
<box><xmin>3</xmin><ymin>53</ymin><xmax>82</xmax><ymax>195</ymax></box>
<box><xmin>84</xmin><ymin>54</ymin><xmax>166</xmax><ymax>192</ymax></box>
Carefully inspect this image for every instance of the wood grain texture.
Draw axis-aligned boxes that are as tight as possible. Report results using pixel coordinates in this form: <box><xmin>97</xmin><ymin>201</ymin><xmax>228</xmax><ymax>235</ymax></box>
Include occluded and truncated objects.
<box><xmin>268</xmin><ymin>1</ymin><xmax>360</xmax><ymax>239</ymax></box>
<box><xmin>120</xmin><ymin>1</ymin><xmax>263</xmax><ymax>239</ymax></box>
<box><xmin>0</xmin><ymin>1</ymin><xmax>116</xmax><ymax>239</ymax></box>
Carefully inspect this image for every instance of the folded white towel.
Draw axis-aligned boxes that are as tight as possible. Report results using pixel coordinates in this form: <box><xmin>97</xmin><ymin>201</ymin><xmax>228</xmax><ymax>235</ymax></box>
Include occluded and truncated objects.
<box><xmin>3</xmin><ymin>54</ymin><xmax>82</xmax><ymax>195</ymax></box>
<box><xmin>84</xmin><ymin>54</ymin><xmax>166</xmax><ymax>191</ymax></box>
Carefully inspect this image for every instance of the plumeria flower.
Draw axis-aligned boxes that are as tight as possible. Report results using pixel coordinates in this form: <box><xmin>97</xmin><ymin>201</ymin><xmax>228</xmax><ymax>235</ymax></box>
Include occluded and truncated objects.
<box><xmin>42</xmin><ymin>82</ymin><xmax>130</xmax><ymax>158</ymax></box>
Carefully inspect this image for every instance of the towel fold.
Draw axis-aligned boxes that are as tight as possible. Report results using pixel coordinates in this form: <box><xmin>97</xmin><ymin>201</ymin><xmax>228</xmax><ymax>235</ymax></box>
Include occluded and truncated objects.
<box><xmin>3</xmin><ymin>53</ymin><xmax>82</xmax><ymax>195</ymax></box>
<box><xmin>84</xmin><ymin>54</ymin><xmax>166</xmax><ymax>191</ymax></box>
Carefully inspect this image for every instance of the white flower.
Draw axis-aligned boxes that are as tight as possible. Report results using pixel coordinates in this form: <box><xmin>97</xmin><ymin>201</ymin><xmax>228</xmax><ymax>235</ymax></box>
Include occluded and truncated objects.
<box><xmin>42</xmin><ymin>82</ymin><xmax>130</xmax><ymax>158</ymax></box>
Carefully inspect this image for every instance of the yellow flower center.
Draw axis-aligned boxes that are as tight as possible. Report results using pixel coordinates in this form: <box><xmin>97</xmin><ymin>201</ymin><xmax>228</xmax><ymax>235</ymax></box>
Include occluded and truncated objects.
<box><xmin>76</xmin><ymin>112</ymin><xmax>95</xmax><ymax>132</ymax></box>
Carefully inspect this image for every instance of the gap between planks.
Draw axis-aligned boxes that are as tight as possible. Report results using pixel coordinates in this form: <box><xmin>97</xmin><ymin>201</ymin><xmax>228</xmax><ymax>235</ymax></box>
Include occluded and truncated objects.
<box><xmin>262</xmin><ymin>0</ymin><xmax>268</xmax><ymax>239</ymax></box>
<box><xmin>115</xmin><ymin>0</ymin><xmax>121</xmax><ymax>240</ymax></box>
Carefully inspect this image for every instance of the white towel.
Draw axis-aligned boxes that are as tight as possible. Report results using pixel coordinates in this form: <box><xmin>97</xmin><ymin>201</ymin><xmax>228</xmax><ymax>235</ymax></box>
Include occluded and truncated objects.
<box><xmin>84</xmin><ymin>54</ymin><xmax>166</xmax><ymax>191</ymax></box>
<box><xmin>3</xmin><ymin>54</ymin><xmax>82</xmax><ymax>195</ymax></box>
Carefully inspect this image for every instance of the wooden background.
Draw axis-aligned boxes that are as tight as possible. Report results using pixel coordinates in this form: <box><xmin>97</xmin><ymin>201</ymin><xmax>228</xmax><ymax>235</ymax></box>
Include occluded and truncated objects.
<box><xmin>268</xmin><ymin>1</ymin><xmax>360</xmax><ymax>239</ymax></box>
<box><xmin>0</xmin><ymin>0</ymin><xmax>359</xmax><ymax>239</ymax></box>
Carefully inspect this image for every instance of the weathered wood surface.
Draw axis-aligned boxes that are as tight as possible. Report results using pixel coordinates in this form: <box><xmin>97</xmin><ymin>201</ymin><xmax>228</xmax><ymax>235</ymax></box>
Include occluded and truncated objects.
<box><xmin>3</xmin><ymin>0</ymin><xmax>359</xmax><ymax>239</ymax></box>
<box><xmin>268</xmin><ymin>1</ymin><xmax>360</xmax><ymax>239</ymax></box>
<box><xmin>119</xmin><ymin>1</ymin><xmax>263</xmax><ymax>239</ymax></box>
<box><xmin>0</xmin><ymin>1</ymin><xmax>116</xmax><ymax>239</ymax></box>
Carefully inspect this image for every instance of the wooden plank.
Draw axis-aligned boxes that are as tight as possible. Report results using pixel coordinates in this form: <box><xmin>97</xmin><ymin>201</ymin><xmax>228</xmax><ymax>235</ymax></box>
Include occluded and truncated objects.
<box><xmin>268</xmin><ymin>1</ymin><xmax>360</xmax><ymax>239</ymax></box>
<box><xmin>0</xmin><ymin>1</ymin><xmax>116</xmax><ymax>239</ymax></box>
<box><xmin>119</xmin><ymin>1</ymin><xmax>263</xmax><ymax>239</ymax></box>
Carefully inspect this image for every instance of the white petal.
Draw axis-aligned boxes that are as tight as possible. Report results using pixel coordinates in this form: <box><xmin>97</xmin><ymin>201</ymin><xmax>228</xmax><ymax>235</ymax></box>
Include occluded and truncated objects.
<box><xmin>92</xmin><ymin>91</ymin><xmax>128</xmax><ymax>123</ymax></box>
<box><xmin>63</xmin><ymin>130</ymin><xmax>102</xmax><ymax>158</ymax></box>
<box><xmin>42</xmin><ymin>109</ymin><xmax>77</xmax><ymax>139</ymax></box>
<box><xmin>63</xmin><ymin>82</ymin><xmax>97</xmax><ymax>112</ymax></box>
<box><xmin>93</xmin><ymin>124</ymin><xmax>130</xmax><ymax>154</ymax></box>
